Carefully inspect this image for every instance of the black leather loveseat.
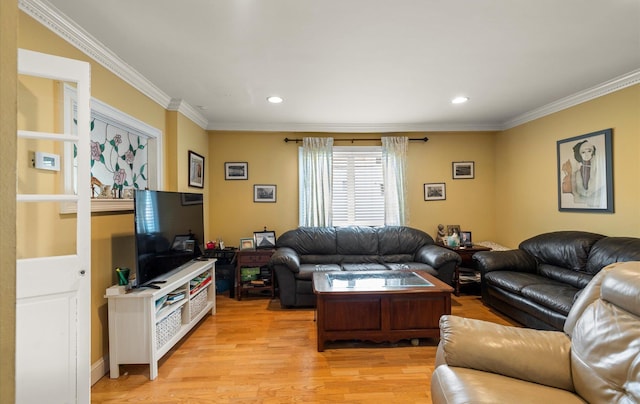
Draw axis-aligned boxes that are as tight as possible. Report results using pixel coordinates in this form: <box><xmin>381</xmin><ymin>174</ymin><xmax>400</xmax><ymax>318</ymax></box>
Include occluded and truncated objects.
<box><xmin>473</xmin><ymin>231</ymin><xmax>640</xmax><ymax>331</ymax></box>
<box><xmin>269</xmin><ymin>226</ymin><xmax>461</xmax><ymax>307</ymax></box>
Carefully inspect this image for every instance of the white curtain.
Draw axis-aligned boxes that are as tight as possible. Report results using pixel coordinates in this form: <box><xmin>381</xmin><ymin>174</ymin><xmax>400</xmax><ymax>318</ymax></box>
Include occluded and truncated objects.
<box><xmin>300</xmin><ymin>137</ymin><xmax>334</xmax><ymax>227</ymax></box>
<box><xmin>381</xmin><ymin>136</ymin><xmax>408</xmax><ymax>225</ymax></box>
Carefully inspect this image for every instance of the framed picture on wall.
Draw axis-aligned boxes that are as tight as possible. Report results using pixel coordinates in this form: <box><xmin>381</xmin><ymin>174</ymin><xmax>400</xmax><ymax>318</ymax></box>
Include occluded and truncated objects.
<box><xmin>557</xmin><ymin>129</ymin><xmax>613</xmax><ymax>213</ymax></box>
<box><xmin>254</xmin><ymin>184</ymin><xmax>276</xmax><ymax>203</ymax></box>
<box><xmin>452</xmin><ymin>161</ymin><xmax>474</xmax><ymax>179</ymax></box>
<box><xmin>188</xmin><ymin>150</ymin><xmax>205</xmax><ymax>188</ymax></box>
<box><xmin>424</xmin><ymin>183</ymin><xmax>446</xmax><ymax>201</ymax></box>
<box><xmin>225</xmin><ymin>162</ymin><xmax>248</xmax><ymax>180</ymax></box>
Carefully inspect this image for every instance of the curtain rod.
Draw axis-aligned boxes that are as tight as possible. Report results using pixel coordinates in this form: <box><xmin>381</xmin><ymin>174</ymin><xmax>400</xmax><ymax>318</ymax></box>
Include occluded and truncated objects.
<box><xmin>284</xmin><ymin>137</ymin><xmax>428</xmax><ymax>143</ymax></box>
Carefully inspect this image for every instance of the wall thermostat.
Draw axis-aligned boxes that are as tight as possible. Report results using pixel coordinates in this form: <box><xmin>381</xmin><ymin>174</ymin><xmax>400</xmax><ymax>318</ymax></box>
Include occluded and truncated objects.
<box><xmin>33</xmin><ymin>151</ymin><xmax>60</xmax><ymax>171</ymax></box>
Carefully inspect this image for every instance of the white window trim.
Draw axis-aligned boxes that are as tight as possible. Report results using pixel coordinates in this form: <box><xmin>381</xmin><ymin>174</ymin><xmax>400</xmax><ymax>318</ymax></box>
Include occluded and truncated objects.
<box><xmin>62</xmin><ymin>84</ymin><xmax>163</xmax><ymax>213</ymax></box>
<box><xmin>299</xmin><ymin>145</ymin><xmax>386</xmax><ymax>227</ymax></box>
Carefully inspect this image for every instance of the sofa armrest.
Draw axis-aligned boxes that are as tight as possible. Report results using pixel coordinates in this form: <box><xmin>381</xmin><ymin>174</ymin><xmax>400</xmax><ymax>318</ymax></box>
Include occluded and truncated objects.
<box><xmin>415</xmin><ymin>245</ymin><xmax>461</xmax><ymax>269</ymax></box>
<box><xmin>269</xmin><ymin>247</ymin><xmax>301</xmax><ymax>273</ymax></box>
<box><xmin>473</xmin><ymin>249</ymin><xmax>537</xmax><ymax>274</ymax></box>
<box><xmin>437</xmin><ymin>315</ymin><xmax>574</xmax><ymax>391</ymax></box>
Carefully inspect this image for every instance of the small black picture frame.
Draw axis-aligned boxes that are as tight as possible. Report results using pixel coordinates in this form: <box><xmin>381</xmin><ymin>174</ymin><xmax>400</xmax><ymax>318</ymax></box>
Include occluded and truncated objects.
<box><xmin>254</xmin><ymin>231</ymin><xmax>276</xmax><ymax>249</ymax></box>
<box><xmin>452</xmin><ymin>161</ymin><xmax>474</xmax><ymax>179</ymax></box>
<box><xmin>225</xmin><ymin>162</ymin><xmax>248</xmax><ymax>180</ymax></box>
<box><xmin>460</xmin><ymin>231</ymin><xmax>472</xmax><ymax>246</ymax></box>
<box><xmin>254</xmin><ymin>184</ymin><xmax>277</xmax><ymax>203</ymax></box>
<box><xmin>188</xmin><ymin>150</ymin><xmax>205</xmax><ymax>188</ymax></box>
<box><xmin>424</xmin><ymin>183</ymin><xmax>446</xmax><ymax>201</ymax></box>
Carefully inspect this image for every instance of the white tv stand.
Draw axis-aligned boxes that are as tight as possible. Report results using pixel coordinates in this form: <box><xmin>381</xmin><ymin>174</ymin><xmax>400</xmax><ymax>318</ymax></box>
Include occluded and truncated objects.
<box><xmin>106</xmin><ymin>259</ymin><xmax>216</xmax><ymax>380</ymax></box>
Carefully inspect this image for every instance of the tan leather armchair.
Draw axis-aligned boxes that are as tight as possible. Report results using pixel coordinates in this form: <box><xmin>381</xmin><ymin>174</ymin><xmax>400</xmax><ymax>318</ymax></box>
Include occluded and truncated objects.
<box><xmin>431</xmin><ymin>261</ymin><xmax>640</xmax><ymax>404</ymax></box>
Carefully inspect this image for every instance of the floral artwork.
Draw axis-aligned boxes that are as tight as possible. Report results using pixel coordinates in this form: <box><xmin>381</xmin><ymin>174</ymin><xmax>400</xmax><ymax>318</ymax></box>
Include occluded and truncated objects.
<box><xmin>76</xmin><ymin>117</ymin><xmax>148</xmax><ymax>198</ymax></box>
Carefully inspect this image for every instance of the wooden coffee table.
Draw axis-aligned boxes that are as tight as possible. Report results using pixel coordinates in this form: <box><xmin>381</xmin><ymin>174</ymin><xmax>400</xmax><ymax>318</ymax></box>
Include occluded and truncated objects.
<box><xmin>312</xmin><ymin>270</ymin><xmax>454</xmax><ymax>352</ymax></box>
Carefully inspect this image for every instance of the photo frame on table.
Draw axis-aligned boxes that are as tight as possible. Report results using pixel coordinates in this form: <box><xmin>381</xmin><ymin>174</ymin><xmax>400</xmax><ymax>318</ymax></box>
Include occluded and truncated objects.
<box><xmin>557</xmin><ymin>128</ymin><xmax>613</xmax><ymax>213</ymax></box>
<box><xmin>188</xmin><ymin>150</ymin><xmax>205</xmax><ymax>188</ymax></box>
<box><xmin>254</xmin><ymin>231</ymin><xmax>276</xmax><ymax>249</ymax></box>
<box><xmin>452</xmin><ymin>161</ymin><xmax>474</xmax><ymax>179</ymax></box>
<box><xmin>460</xmin><ymin>231</ymin><xmax>472</xmax><ymax>246</ymax></box>
<box><xmin>446</xmin><ymin>225</ymin><xmax>461</xmax><ymax>237</ymax></box>
<box><xmin>225</xmin><ymin>162</ymin><xmax>248</xmax><ymax>180</ymax></box>
<box><xmin>424</xmin><ymin>183</ymin><xmax>446</xmax><ymax>201</ymax></box>
<box><xmin>254</xmin><ymin>184</ymin><xmax>276</xmax><ymax>203</ymax></box>
<box><xmin>239</xmin><ymin>238</ymin><xmax>255</xmax><ymax>250</ymax></box>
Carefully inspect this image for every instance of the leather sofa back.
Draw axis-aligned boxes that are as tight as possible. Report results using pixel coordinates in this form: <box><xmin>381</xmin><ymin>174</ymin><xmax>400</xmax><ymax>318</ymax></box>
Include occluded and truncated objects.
<box><xmin>276</xmin><ymin>226</ymin><xmax>434</xmax><ymax>259</ymax></box>
<box><xmin>569</xmin><ymin>262</ymin><xmax>640</xmax><ymax>403</ymax></box>
<box><xmin>586</xmin><ymin>237</ymin><xmax>640</xmax><ymax>274</ymax></box>
<box><xmin>277</xmin><ymin>226</ymin><xmax>338</xmax><ymax>255</ymax></box>
<box><xmin>519</xmin><ymin>231</ymin><xmax>605</xmax><ymax>271</ymax></box>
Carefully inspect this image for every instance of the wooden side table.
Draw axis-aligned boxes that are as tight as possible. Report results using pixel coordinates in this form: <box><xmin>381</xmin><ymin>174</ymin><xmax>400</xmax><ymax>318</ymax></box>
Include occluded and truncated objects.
<box><xmin>444</xmin><ymin>245</ymin><xmax>491</xmax><ymax>296</ymax></box>
<box><xmin>236</xmin><ymin>249</ymin><xmax>275</xmax><ymax>300</ymax></box>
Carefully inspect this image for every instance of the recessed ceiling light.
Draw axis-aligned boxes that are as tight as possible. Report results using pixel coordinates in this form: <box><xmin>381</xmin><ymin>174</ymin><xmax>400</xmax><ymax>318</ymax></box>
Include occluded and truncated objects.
<box><xmin>451</xmin><ymin>96</ymin><xmax>469</xmax><ymax>104</ymax></box>
<box><xmin>267</xmin><ymin>96</ymin><xmax>283</xmax><ymax>104</ymax></box>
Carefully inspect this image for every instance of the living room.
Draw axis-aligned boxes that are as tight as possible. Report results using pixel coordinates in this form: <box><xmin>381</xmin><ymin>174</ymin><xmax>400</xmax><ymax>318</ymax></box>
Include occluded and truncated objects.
<box><xmin>3</xmin><ymin>1</ymin><xmax>640</xmax><ymax>402</ymax></box>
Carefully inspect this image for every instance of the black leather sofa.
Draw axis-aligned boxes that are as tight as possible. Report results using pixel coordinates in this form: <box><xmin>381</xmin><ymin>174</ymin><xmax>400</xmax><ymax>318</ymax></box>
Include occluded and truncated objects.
<box><xmin>473</xmin><ymin>231</ymin><xmax>640</xmax><ymax>330</ymax></box>
<box><xmin>269</xmin><ymin>226</ymin><xmax>461</xmax><ymax>307</ymax></box>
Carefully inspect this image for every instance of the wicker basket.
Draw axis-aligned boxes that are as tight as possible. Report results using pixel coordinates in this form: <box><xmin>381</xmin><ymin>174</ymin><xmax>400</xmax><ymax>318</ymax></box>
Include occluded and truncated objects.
<box><xmin>190</xmin><ymin>289</ymin><xmax>208</xmax><ymax>321</ymax></box>
<box><xmin>156</xmin><ymin>308</ymin><xmax>182</xmax><ymax>349</ymax></box>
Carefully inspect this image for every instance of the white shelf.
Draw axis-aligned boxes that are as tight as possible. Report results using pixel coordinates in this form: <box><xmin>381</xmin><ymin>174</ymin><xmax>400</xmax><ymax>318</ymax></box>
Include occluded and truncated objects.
<box><xmin>106</xmin><ymin>259</ymin><xmax>216</xmax><ymax>380</ymax></box>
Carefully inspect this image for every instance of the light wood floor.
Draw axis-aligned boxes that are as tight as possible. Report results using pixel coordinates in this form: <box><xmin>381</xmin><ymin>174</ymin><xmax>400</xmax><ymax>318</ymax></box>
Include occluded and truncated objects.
<box><xmin>91</xmin><ymin>290</ymin><xmax>518</xmax><ymax>403</ymax></box>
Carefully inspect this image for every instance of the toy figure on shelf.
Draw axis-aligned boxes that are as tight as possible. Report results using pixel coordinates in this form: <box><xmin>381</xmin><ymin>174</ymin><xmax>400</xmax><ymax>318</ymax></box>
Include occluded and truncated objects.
<box><xmin>436</xmin><ymin>224</ymin><xmax>446</xmax><ymax>245</ymax></box>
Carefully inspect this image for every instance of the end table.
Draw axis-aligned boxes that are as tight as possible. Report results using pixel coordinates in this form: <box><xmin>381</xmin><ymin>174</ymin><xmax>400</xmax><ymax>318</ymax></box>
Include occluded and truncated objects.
<box><xmin>236</xmin><ymin>249</ymin><xmax>275</xmax><ymax>300</ymax></box>
<box><xmin>444</xmin><ymin>245</ymin><xmax>491</xmax><ymax>296</ymax></box>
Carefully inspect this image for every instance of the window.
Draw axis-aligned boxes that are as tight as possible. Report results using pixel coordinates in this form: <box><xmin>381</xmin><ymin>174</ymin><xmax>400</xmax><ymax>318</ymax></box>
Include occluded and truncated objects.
<box><xmin>63</xmin><ymin>84</ymin><xmax>162</xmax><ymax>212</ymax></box>
<box><xmin>332</xmin><ymin>146</ymin><xmax>384</xmax><ymax>226</ymax></box>
<box><xmin>299</xmin><ymin>146</ymin><xmax>386</xmax><ymax>227</ymax></box>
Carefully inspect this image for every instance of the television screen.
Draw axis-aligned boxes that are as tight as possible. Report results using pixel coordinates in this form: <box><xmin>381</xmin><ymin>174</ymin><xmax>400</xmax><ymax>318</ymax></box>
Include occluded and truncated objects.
<box><xmin>134</xmin><ymin>190</ymin><xmax>204</xmax><ymax>287</ymax></box>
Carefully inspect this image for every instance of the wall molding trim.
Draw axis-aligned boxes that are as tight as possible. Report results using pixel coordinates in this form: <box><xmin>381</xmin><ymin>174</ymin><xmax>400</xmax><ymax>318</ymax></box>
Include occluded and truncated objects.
<box><xmin>503</xmin><ymin>69</ymin><xmax>640</xmax><ymax>130</ymax></box>
<box><xmin>19</xmin><ymin>0</ymin><xmax>209</xmax><ymax>130</ymax></box>
<box><xmin>168</xmin><ymin>98</ymin><xmax>209</xmax><ymax>129</ymax></box>
<box><xmin>20</xmin><ymin>0</ymin><xmax>639</xmax><ymax>134</ymax></box>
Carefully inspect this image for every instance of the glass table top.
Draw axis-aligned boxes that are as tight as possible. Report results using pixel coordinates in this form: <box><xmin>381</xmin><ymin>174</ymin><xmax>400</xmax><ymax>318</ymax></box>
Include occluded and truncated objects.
<box><xmin>325</xmin><ymin>271</ymin><xmax>434</xmax><ymax>291</ymax></box>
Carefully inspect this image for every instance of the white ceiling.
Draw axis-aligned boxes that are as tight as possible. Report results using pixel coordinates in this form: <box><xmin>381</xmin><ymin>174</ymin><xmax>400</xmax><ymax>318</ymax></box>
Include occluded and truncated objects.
<box><xmin>34</xmin><ymin>0</ymin><xmax>640</xmax><ymax>132</ymax></box>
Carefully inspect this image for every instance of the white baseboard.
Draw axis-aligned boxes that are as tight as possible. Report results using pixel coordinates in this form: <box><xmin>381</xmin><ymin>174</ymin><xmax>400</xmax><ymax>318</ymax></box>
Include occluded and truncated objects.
<box><xmin>91</xmin><ymin>355</ymin><xmax>109</xmax><ymax>385</ymax></box>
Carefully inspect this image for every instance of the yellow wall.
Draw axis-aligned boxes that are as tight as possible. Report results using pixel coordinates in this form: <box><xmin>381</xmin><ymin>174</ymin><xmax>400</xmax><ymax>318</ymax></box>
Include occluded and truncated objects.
<box><xmin>14</xmin><ymin>5</ymin><xmax>640</xmax><ymax>384</ymax></box>
<box><xmin>208</xmin><ymin>131</ymin><xmax>497</xmax><ymax>245</ymax></box>
<box><xmin>1</xmin><ymin>0</ymin><xmax>18</xmax><ymax>400</ymax></box>
<box><xmin>494</xmin><ymin>85</ymin><xmax>640</xmax><ymax>247</ymax></box>
<box><xmin>17</xmin><ymin>11</ymin><xmax>209</xmax><ymax>367</ymax></box>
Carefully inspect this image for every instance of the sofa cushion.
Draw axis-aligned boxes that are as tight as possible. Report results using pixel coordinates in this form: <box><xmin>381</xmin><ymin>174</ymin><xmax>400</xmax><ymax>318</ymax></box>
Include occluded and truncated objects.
<box><xmin>519</xmin><ymin>231</ymin><xmax>605</xmax><ymax>271</ymax></box>
<box><xmin>586</xmin><ymin>237</ymin><xmax>640</xmax><ymax>274</ymax></box>
<box><xmin>485</xmin><ymin>271</ymin><xmax>577</xmax><ymax>316</ymax></box>
<box><xmin>377</xmin><ymin>226</ymin><xmax>433</xmax><ymax>255</ymax></box>
<box><xmin>278</xmin><ymin>226</ymin><xmax>337</xmax><ymax>255</ymax></box>
<box><xmin>484</xmin><ymin>271</ymin><xmax>551</xmax><ymax>294</ymax></box>
<box><xmin>432</xmin><ymin>366</ymin><xmax>585</xmax><ymax>404</ymax></box>
<box><xmin>336</xmin><ymin>226</ymin><xmax>378</xmax><ymax>255</ymax></box>
<box><xmin>300</xmin><ymin>254</ymin><xmax>345</xmax><ymax>265</ymax></box>
<box><xmin>341</xmin><ymin>263</ymin><xmax>388</xmax><ymax>271</ymax></box>
<box><xmin>296</xmin><ymin>264</ymin><xmax>341</xmax><ymax>280</ymax></box>
<box><xmin>520</xmin><ymin>283</ymin><xmax>577</xmax><ymax>316</ymax></box>
<box><xmin>538</xmin><ymin>264</ymin><xmax>594</xmax><ymax>289</ymax></box>
<box><xmin>380</xmin><ymin>253</ymin><xmax>415</xmax><ymax>263</ymax></box>
<box><xmin>384</xmin><ymin>262</ymin><xmax>433</xmax><ymax>272</ymax></box>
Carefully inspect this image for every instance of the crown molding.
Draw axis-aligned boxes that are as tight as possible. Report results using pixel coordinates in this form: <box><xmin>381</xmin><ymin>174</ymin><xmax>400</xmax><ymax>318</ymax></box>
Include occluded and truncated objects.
<box><xmin>503</xmin><ymin>69</ymin><xmax>640</xmax><ymax>130</ymax></box>
<box><xmin>206</xmin><ymin>121</ymin><xmax>503</xmax><ymax>133</ymax></box>
<box><xmin>20</xmin><ymin>0</ymin><xmax>638</xmax><ymax>134</ymax></box>
<box><xmin>167</xmin><ymin>99</ymin><xmax>209</xmax><ymax>129</ymax></box>
<box><xmin>19</xmin><ymin>0</ymin><xmax>209</xmax><ymax>130</ymax></box>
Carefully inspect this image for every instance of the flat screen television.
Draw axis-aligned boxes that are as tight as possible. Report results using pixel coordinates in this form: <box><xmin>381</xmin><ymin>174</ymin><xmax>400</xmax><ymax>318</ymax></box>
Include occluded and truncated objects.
<box><xmin>133</xmin><ymin>189</ymin><xmax>205</xmax><ymax>287</ymax></box>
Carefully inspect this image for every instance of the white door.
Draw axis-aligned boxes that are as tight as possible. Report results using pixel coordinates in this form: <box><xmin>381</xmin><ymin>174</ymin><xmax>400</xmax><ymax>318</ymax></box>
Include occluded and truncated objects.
<box><xmin>16</xmin><ymin>49</ymin><xmax>91</xmax><ymax>404</ymax></box>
